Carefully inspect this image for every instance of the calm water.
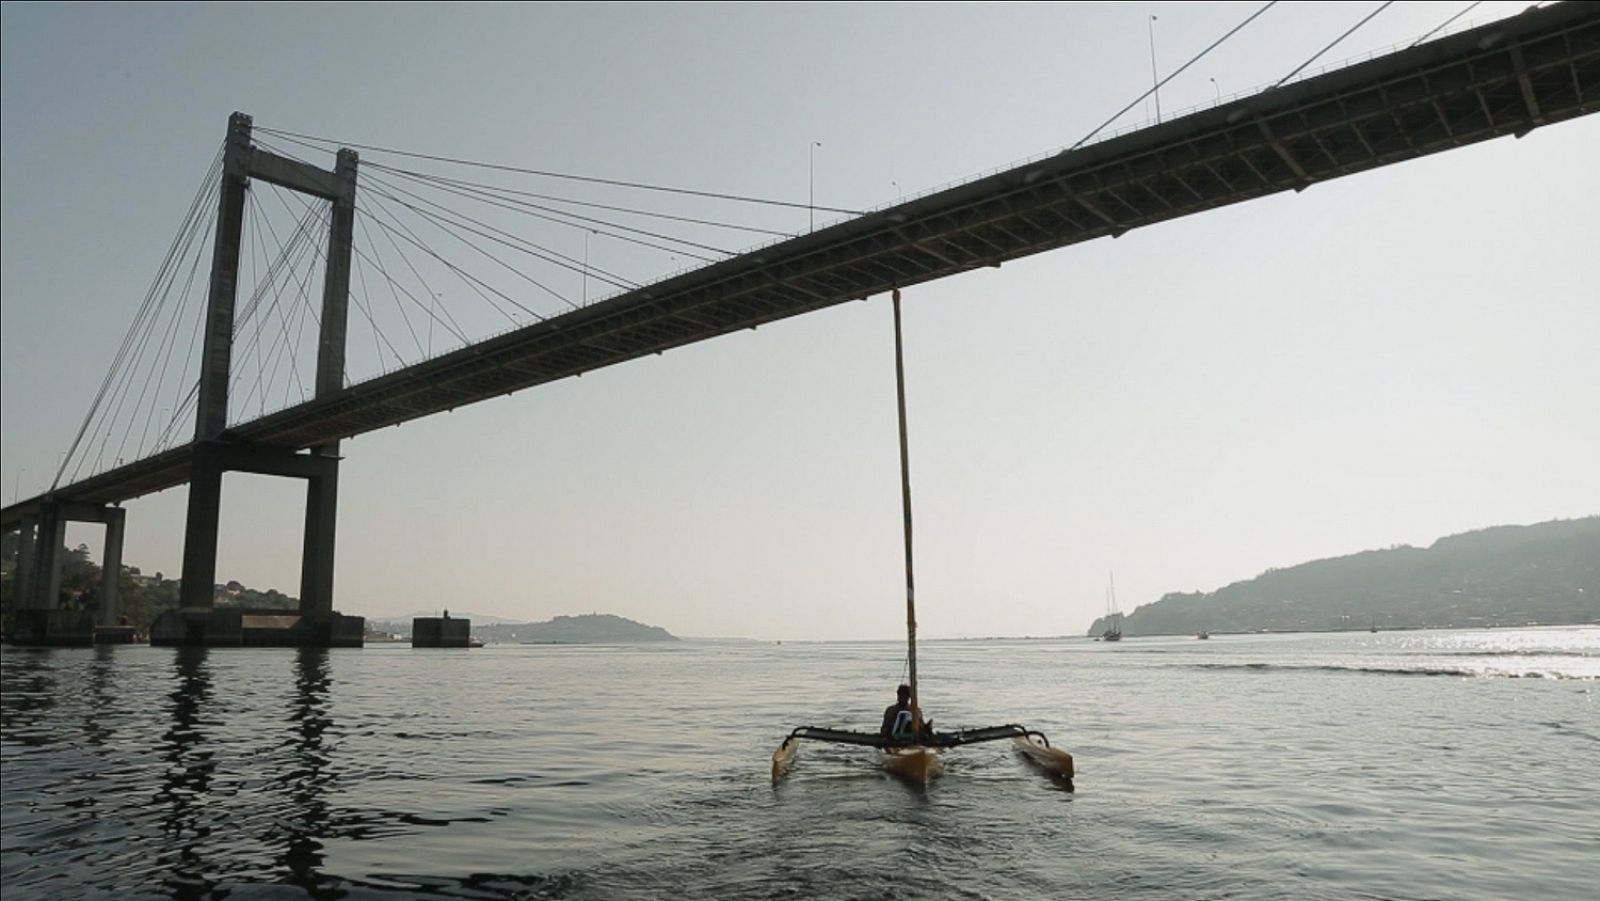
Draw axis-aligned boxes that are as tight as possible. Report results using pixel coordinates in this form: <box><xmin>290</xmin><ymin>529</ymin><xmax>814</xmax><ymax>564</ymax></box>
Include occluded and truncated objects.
<box><xmin>3</xmin><ymin>628</ymin><xmax>1597</xmax><ymax>899</ymax></box>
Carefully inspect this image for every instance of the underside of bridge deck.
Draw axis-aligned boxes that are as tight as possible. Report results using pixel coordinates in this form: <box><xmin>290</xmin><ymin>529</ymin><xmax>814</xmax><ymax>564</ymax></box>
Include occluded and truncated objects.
<box><xmin>3</xmin><ymin>1</ymin><xmax>1596</xmax><ymax>527</ymax></box>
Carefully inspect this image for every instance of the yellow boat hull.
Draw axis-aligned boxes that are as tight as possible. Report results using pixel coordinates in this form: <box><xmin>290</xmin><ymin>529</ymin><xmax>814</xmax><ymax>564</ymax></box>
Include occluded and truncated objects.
<box><xmin>881</xmin><ymin>746</ymin><xmax>944</xmax><ymax>783</ymax></box>
<box><xmin>1012</xmin><ymin>734</ymin><xmax>1074</xmax><ymax>778</ymax></box>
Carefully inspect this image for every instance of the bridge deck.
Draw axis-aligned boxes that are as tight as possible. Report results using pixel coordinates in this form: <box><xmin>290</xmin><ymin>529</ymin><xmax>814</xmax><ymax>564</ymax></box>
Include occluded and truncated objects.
<box><xmin>5</xmin><ymin>2</ymin><xmax>1597</xmax><ymax>525</ymax></box>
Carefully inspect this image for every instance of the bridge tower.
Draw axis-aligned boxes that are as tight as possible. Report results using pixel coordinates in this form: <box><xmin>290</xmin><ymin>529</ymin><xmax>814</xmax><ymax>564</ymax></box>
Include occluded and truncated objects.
<box><xmin>160</xmin><ymin>112</ymin><xmax>363</xmax><ymax>647</ymax></box>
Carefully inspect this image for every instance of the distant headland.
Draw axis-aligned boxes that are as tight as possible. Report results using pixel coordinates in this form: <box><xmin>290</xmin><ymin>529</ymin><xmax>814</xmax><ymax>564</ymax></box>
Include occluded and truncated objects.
<box><xmin>1088</xmin><ymin>517</ymin><xmax>1599</xmax><ymax>637</ymax></box>
<box><xmin>380</xmin><ymin>612</ymin><xmax>679</xmax><ymax>644</ymax></box>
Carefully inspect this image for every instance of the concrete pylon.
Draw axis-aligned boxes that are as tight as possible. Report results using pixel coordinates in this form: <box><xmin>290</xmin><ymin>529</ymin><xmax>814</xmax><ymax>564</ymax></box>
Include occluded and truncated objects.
<box><xmin>179</xmin><ymin>112</ymin><xmax>253</xmax><ymax>612</ymax></box>
<box><xmin>166</xmin><ymin>112</ymin><xmax>363</xmax><ymax>646</ymax></box>
<box><xmin>14</xmin><ymin>513</ymin><xmax>37</xmax><ymax>610</ymax></box>
<box><xmin>299</xmin><ymin>147</ymin><xmax>357</xmax><ymax>618</ymax></box>
<box><xmin>98</xmin><ymin>506</ymin><xmax>125</xmax><ymax>627</ymax></box>
<box><xmin>26</xmin><ymin>502</ymin><xmax>66</xmax><ymax>611</ymax></box>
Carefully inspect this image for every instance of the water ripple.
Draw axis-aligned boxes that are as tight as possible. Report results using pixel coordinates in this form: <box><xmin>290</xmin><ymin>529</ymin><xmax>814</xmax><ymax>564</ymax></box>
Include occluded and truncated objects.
<box><xmin>3</xmin><ymin>629</ymin><xmax>1598</xmax><ymax>899</ymax></box>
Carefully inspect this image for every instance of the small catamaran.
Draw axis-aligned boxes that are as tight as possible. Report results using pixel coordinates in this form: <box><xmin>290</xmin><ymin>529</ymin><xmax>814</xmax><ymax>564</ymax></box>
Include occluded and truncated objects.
<box><xmin>771</xmin><ymin>289</ymin><xmax>1073</xmax><ymax>785</ymax></box>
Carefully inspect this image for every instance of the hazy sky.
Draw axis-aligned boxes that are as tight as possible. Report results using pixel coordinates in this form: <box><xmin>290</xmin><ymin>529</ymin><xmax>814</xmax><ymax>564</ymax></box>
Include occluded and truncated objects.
<box><xmin>3</xmin><ymin>2</ymin><xmax>1596</xmax><ymax>639</ymax></box>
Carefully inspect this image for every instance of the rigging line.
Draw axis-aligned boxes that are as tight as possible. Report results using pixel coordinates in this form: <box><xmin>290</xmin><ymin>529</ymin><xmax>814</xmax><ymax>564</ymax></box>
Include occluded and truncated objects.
<box><xmin>355</xmin><ymin>213</ymin><xmax>426</xmax><ymax>356</ymax></box>
<box><xmin>263</xmin><ymin>184</ymin><xmax>409</xmax><ymax>373</ymax></box>
<box><xmin>236</xmin><ymin>197</ymin><xmax>276</xmax><ymax>330</ymax></box>
<box><xmin>238</xmin><ymin>188</ymin><xmax>322</xmax><ymax>334</ymax></box>
<box><xmin>361</xmin><ymin>164</ymin><xmax>735</xmax><ymax>258</ymax></box>
<box><xmin>359</xmin><ymin>167</ymin><xmax>639</xmax><ymax>291</ymax></box>
<box><xmin>359</xmin><ymin>196</ymin><xmax>537</xmax><ymax>328</ymax></box>
<box><xmin>349</xmin><ymin>257</ymin><xmax>391</xmax><ymax>375</ymax></box>
<box><xmin>350</xmin><ymin>208</ymin><xmax>471</xmax><ymax>347</ymax></box>
<box><xmin>243</xmin><ymin>197</ymin><xmax>325</xmax><ymax>416</ymax></box>
<box><xmin>353</xmin><ymin>190</ymin><xmax>474</xmax><ymax>345</ymax></box>
<box><xmin>167</xmin><ymin>202</ymin><xmax>230</xmax><ymax>450</ymax></box>
<box><xmin>129</xmin><ymin>202</ymin><xmax>218</xmax><ymax>461</ymax></box>
<box><xmin>266</xmin><ymin>198</ymin><xmax>330</xmax><ymax>409</ymax></box>
<box><xmin>1070</xmin><ymin>0</ymin><xmax>1279</xmax><ymax>151</ymax></box>
<box><xmin>259</xmin><ymin>221</ymin><xmax>320</xmax><ymax>415</ymax></box>
<box><xmin>56</xmin><ymin>146</ymin><xmax>224</xmax><ymax>489</ymax></box>
<box><xmin>68</xmin><ymin>169</ymin><xmax>210</xmax><ymax>479</ymax></box>
<box><xmin>357</xmin><ymin>175</ymin><xmax>593</xmax><ymax>310</ymax></box>
<box><xmin>231</xmin><ymin>198</ymin><xmax>323</xmax><ymax>414</ymax></box>
<box><xmin>254</xmin><ymin>125</ymin><xmax>867</xmax><ymax>215</ymax></box>
<box><xmin>83</xmin><ymin>170</ymin><xmax>223</xmax><ymax>480</ymax></box>
<box><xmin>254</xmin><ymin>135</ymin><xmax>686</xmax><ymax>280</ymax></box>
<box><xmin>152</xmin><ymin>383</ymin><xmax>200</xmax><ymax>453</ymax></box>
<box><xmin>232</xmin><ymin>198</ymin><xmax>288</xmax><ymax>417</ymax></box>
<box><xmin>245</xmin><ymin>200</ymin><xmax>270</xmax><ymax>414</ymax></box>
<box><xmin>357</xmin><ymin>184</ymin><xmax>572</xmax><ymax>318</ymax></box>
<box><xmin>1274</xmin><ymin>1</ymin><xmax>1395</xmax><ymax>89</ymax></box>
<box><xmin>369</xmin><ymin>162</ymin><xmax>797</xmax><ymax>238</ymax></box>
<box><xmin>358</xmin><ymin>191</ymin><xmax>533</xmax><ymax>329</ymax></box>
<box><xmin>241</xmin><ymin>198</ymin><xmax>259</xmax><ymax>409</ymax></box>
<box><xmin>1409</xmin><ymin>0</ymin><xmax>1480</xmax><ymax>48</ymax></box>
<box><xmin>380</xmin><ymin>167</ymin><xmax>718</xmax><ymax>264</ymax></box>
<box><xmin>284</xmin><ymin>231</ymin><xmax>324</xmax><ymax>405</ymax></box>
<box><xmin>70</xmin><ymin>146</ymin><xmax>224</xmax><ymax>483</ymax></box>
<box><xmin>351</xmin><ymin>252</ymin><xmax>405</xmax><ymax>373</ymax></box>
<box><xmin>262</xmin><ymin>184</ymin><xmax>325</xmax><ymax>331</ymax></box>
<box><xmin>80</xmin><ymin>204</ymin><xmax>198</xmax><ymax>477</ymax></box>
<box><xmin>124</xmin><ymin>216</ymin><xmax>211</xmax><ymax>464</ymax></box>
<box><xmin>268</xmin><ymin>177</ymin><xmax>500</xmax><ymax>341</ymax></box>
<box><xmin>60</xmin><ymin>144</ymin><xmax>222</xmax><ymax>478</ymax></box>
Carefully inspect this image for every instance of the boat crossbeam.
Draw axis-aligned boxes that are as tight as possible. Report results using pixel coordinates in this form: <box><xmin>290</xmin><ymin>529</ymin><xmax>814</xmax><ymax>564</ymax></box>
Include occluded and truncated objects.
<box><xmin>771</xmin><ymin>722</ymin><xmax>1072</xmax><ymax>781</ymax></box>
<box><xmin>780</xmin><ymin>722</ymin><xmax>1053</xmax><ymax>750</ymax></box>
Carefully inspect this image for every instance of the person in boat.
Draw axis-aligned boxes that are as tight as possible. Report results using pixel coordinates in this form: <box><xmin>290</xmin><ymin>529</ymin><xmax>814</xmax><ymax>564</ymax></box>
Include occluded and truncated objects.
<box><xmin>881</xmin><ymin>684</ymin><xmax>934</xmax><ymax>744</ymax></box>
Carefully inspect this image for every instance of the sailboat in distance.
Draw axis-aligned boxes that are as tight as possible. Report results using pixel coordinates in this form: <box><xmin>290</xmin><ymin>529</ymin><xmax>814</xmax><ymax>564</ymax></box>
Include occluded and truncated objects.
<box><xmin>770</xmin><ymin>289</ymin><xmax>1073</xmax><ymax>785</ymax></box>
<box><xmin>1101</xmin><ymin>573</ymin><xmax>1123</xmax><ymax>642</ymax></box>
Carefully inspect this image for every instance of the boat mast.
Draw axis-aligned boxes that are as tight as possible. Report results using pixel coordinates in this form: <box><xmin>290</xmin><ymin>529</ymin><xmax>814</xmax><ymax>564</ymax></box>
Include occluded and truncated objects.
<box><xmin>891</xmin><ymin>288</ymin><xmax>921</xmax><ymax>731</ymax></box>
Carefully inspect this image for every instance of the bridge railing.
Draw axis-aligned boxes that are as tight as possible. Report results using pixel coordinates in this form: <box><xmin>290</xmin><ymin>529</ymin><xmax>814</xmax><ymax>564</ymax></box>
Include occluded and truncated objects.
<box><xmin>262</xmin><ymin>5</ymin><xmax>1542</xmax><ymax>408</ymax></box>
<box><xmin>842</xmin><ymin>6</ymin><xmax>1533</xmax><ymax>229</ymax></box>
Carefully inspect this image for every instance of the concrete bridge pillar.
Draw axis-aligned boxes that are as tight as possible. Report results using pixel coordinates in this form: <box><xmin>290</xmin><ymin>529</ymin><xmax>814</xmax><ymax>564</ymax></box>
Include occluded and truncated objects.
<box><xmin>298</xmin><ymin>458</ymin><xmax>338</xmax><ymax>616</ymax></box>
<box><xmin>11</xmin><ymin>501</ymin><xmax>120</xmax><ymax>646</ymax></box>
<box><xmin>98</xmin><ymin>506</ymin><xmax>125</xmax><ymax>628</ymax></box>
<box><xmin>13</xmin><ymin>513</ymin><xmax>37</xmax><ymax>611</ymax></box>
<box><xmin>26</xmin><ymin>502</ymin><xmax>66</xmax><ymax>611</ymax></box>
<box><xmin>159</xmin><ymin>444</ymin><xmax>362</xmax><ymax>645</ymax></box>
<box><xmin>178</xmin><ymin>447</ymin><xmax>226</xmax><ymax>611</ymax></box>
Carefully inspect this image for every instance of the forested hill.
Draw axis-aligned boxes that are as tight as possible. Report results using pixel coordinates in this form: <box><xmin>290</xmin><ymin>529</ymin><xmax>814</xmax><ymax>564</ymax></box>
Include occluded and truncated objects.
<box><xmin>1088</xmin><ymin>518</ymin><xmax>1599</xmax><ymax>636</ymax></box>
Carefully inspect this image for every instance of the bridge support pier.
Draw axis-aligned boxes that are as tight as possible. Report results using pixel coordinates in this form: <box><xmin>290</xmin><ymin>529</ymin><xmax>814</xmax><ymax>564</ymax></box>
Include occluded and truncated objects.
<box><xmin>12</xmin><ymin>512</ymin><xmax>37</xmax><ymax>614</ymax></box>
<box><xmin>299</xmin><ymin>457</ymin><xmax>338</xmax><ymax>618</ymax></box>
<box><xmin>8</xmin><ymin>502</ymin><xmax>128</xmax><ymax>646</ymax></box>
<box><xmin>157</xmin><ymin>444</ymin><xmax>362</xmax><ymax>647</ymax></box>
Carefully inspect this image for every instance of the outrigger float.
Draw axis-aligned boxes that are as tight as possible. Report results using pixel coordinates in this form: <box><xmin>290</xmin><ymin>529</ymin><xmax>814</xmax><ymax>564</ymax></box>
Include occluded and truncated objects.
<box><xmin>771</xmin><ymin>290</ymin><xmax>1074</xmax><ymax>786</ymax></box>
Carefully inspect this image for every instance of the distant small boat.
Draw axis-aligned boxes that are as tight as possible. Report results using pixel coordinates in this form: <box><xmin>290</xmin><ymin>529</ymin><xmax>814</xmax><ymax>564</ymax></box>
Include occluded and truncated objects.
<box><xmin>1197</xmin><ymin>630</ymin><xmax>1210</xmax><ymax>640</ymax></box>
<box><xmin>1102</xmin><ymin>573</ymin><xmax>1123</xmax><ymax>642</ymax></box>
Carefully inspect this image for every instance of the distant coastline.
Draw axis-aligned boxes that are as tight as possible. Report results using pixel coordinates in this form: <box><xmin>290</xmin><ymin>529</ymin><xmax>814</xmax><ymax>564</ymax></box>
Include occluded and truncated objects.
<box><xmin>1088</xmin><ymin>517</ymin><xmax>1599</xmax><ymax>638</ymax></box>
<box><xmin>368</xmin><ymin>612</ymin><xmax>678</xmax><ymax>644</ymax></box>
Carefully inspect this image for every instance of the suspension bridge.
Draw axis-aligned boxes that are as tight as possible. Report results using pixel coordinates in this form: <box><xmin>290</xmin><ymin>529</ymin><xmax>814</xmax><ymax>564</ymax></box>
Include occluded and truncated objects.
<box><xmin>3</xmin><ymin>2</ymin><xmax>1596</xmax><ymax>645</ymax></box>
